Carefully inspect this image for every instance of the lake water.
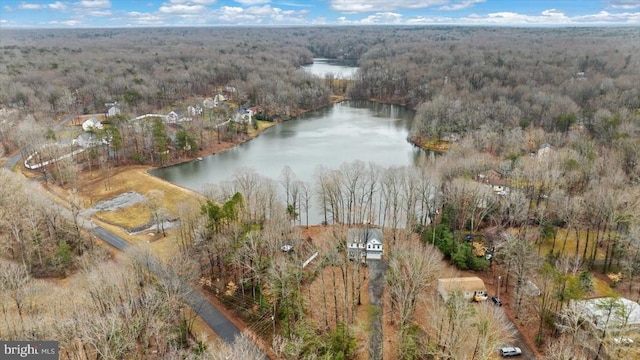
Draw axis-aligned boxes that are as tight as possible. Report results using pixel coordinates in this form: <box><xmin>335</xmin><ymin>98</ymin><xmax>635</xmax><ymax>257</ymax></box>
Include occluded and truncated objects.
<box><xmin>151</xmin><ymin>60</ymin><xmax>425</xmax><ymax>224</ymax></box>
<box><xmin>303</xmin><ymin>58</ymin><xmax>359</xmax><ymax>79</ymax></box>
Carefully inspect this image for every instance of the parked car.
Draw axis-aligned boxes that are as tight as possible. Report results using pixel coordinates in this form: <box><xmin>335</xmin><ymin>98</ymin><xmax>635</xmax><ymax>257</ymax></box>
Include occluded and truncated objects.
<box><xmin>473</xmin><ymin>291</ymin><xmax>488</xmax><ymax>302</ymax></box>
<box><xmin>491</xmin><ymin>296</ymin><xmax>503</xmax><ymax>306</ymax></box>
<box><xmin>613</xmin><ymin>337</ymin><xmax>633</xmax><ymax>345</ymax></box>
<box><xmin>280</xmin><ymin>244</ymin><xmax>293</xmax><ymax>252</ymax></box>
<box><xmin>499</xmin><ymin>346</ymin><xmax>522</xmax><ymax>357</ymax></box>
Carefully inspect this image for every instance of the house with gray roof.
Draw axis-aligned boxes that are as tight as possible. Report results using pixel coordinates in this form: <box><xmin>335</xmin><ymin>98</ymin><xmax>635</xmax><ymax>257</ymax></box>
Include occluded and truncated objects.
<box><xmin>347</xmin><ymin>228</ymin><xmax>383</xmax><ymax>261</ymax></box>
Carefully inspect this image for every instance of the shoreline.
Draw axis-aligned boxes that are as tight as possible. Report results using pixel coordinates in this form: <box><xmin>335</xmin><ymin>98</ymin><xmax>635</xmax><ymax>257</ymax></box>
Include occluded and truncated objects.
<box><xmin>155</xmin><ymin>95</ymin><xmax>347</xmax><ymax>170</ymax></box>
<box><xmin>155</xmin><ymin>95</ymin><xmax>452</xmax><ymax>172</ymax></box>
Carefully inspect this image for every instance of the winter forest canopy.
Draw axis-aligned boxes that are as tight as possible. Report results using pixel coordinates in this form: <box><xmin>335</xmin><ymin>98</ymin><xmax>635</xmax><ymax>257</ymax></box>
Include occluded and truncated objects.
<box><xmin>1</xmin><ymin>25</ymin><xmax>640</xmax><ymax>360</ymax></box>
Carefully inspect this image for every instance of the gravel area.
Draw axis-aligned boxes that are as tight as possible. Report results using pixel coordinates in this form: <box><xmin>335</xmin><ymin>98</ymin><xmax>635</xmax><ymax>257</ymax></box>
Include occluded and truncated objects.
<box><xmin>80</xmin><ymin>191</ymin><xmax>145</xmax><ymax>216</ymax></box>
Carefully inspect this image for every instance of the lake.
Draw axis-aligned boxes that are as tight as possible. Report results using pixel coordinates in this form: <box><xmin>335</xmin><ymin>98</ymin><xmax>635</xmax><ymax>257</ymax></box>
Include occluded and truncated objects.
<box><xmin>303</xmin><ymin>58</ymin><xmax>359</xmax><ymax>79</ymax></box>
<box><xmin>151</xmin><ymin>60</ymin><xmax>426</xmax><ymax>224</ymax></box>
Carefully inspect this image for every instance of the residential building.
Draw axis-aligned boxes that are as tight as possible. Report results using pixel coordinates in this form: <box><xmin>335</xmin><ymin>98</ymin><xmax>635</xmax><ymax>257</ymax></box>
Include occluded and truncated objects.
<box><xmin>346</xmin><ymin>228</ymin><xmax>383</xmax><ymax>261</ymax></box>
<box><xmin>437</xmin><ymin>277</ymin><xmax>488</xmax><ymax>302</ymax></box>
<box><xmin>106</xmin><ymin>103</ymin><xmax>121</xmax><ymax>117</ymax></box>
<box><xmin>82</xmin><ymin>117</ymin><xmax>103</xmax><ymax>132</ymax></box>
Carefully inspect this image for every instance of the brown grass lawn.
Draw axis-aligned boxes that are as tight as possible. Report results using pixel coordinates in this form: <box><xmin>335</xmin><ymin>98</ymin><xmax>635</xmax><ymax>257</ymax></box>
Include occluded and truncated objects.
<box><xmin>95</xmin><ymin>203</ymin><xmax>150</xmax><ymax>230</ymax></box>
<box><xmin>76</xmin><ymin>165</ymin><xmax>204</xmax><ymax>230</ymax></box>
<box><xmin>536</xmin><ymin>228</ymin><xmax>608</xmax><ymax>260</ymax></box>
<box><xmin>248</xmin><ymin>120</ymin><xmax>276</xmax><ymax>137</ymax></box>
<box><xmin>42</xmin><ymin>164</ymin><xmax>203</xmax><ymax>261</ymax></box>
<box><xmin>79</xmin><ymin>165</ymin><xmax>203</xmax><ymax>206</ymax></box>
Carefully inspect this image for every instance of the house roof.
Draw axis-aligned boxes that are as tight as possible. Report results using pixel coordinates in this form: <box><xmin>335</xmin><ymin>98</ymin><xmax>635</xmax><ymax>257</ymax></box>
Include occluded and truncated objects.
<box><xmin>347</xmin><ymin>228</ymin><xmax>383</xmax><ymax>245</ymax></box>
<box><xmin>82</xmin><ymin>117</ymin><xmax>103</xmax><ymax>131</ymax></box>
<box><xmin>437</xmin><ymin>277</ymin><xmax>487</xmax><ymax>301</ymax></box>
<box><xmin>478</xmin><ymin>169</ymin><xmax>507</xmax><ymax>187</ymax></box>
<box><xmin>203</xmin><ymin>98</ymin><xmax>215</xmax><ymax>108</ymax></box>
<box><xmin>570</xmin><ymin>297</ymin><xmax>640</xmax><ymax>332</ymax></box>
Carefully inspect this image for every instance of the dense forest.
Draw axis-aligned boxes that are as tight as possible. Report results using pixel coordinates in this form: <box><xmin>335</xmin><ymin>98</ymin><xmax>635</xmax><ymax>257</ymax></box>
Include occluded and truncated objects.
<box><xmin>1</xmin><ymin>26</ymin><xmax>640</xmax><ymax>360</ymax></box>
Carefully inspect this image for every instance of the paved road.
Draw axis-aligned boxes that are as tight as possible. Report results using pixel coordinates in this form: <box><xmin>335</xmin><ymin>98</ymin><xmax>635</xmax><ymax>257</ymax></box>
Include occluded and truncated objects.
<box><xmin>2</xmin><ymin>112</ymin><xmax>265</xmax><ymax>357</ymax></box>
<box><xmin>91</xmin><ymin>223</ymin><xmax>256</xmax><ymax>348</ymax></box>
<box><xmin>3</xmin><ymin>112</ymin><xmax>77</xmax><ymax>170</ymax></box>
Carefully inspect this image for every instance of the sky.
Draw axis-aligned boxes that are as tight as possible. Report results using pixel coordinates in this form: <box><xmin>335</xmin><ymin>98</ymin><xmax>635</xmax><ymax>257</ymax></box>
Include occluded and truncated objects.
<box><xmin>1</xmin><ymin>0</ymin><xmax>639</xmax><ymax>28</ymax></box>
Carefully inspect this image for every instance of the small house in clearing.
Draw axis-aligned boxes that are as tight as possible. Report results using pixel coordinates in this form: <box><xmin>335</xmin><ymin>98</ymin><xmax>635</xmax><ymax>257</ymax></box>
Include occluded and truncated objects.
<box><xmin>106</xmin><ymin>103</ymin><xmax>121</xmax><ymax>117</ymax></box>
<box><xmin>82</xmin><ymin>117</ymin><xmax>103</xmax><ymax>132</ymax></box>
<box><xmin>166</xmin><ymin>110</ymin><xmax>183</xmax><ymax>123</ymax></box>
<box><xmin>437</xmin><ymin>277</ymin><xmax>488</xmax><ymax>302</ymax></box>
<box><xmin>187</xmin><ymin>105</ymin><xmax>203</xmax><ymax>117</ymax></box>
<box><xmin>346</xmin><ymin>228</ymin><xmax>383</xmax><ymax>261</ymax></box>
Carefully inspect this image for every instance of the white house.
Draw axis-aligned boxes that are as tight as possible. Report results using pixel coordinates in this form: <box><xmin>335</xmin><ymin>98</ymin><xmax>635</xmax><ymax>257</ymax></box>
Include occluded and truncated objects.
<box><xmin>203</xmin><ymin>97</ymin><xmax>216</xmax><ymax>109</ymax></box>
<box><xmin>214</xmin><ymin>93</ymin><xmax>226</xmax><ymax>104</ymax></box>
<box><xmin>106</xmin><ymin>103</ymin><xmax>121</xmax><ymax>117</ymax></box>
<box><xmin>166</xmin><ymin>110</ymin><xmax>183</xmax><ymax>123</ymax></box>
<box><xmin>234</xmin><ymin>106</ymin><xmax>254</xmax><ymax>124</ymax></box>
<box><xmin>73</xmin><ymin>133</ymin><xmax>102</xmax><ymax>148</ymax></box>
<box><xmin>347</xmin><ymin>228</ymin><xmax>383</xmax><ymax>261</ymax></box>
<box><xmin>82</xmin><ymin>117</ymin><xmax>103</xmax><ymax>132</ymax></box>
<box><xmin>187</xmin><ymin>105</ymin><xmax>203</xmax><ymax>117</ymax></box>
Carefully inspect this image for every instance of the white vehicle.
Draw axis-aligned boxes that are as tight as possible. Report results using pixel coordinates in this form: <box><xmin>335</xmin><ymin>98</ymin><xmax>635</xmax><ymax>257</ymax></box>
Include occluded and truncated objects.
<box><xmin>281</xmin><ymin>244</ymin><xmax>293</xmax><ymax>252</ymax></box>
<box><xmin>613</xmin><ymin>337</ymin><xmax>633</xmax><ymax>345</ymax></box>
<box><xmin>499</xmin><ymin>346</ymin><xmax>522</xmax><ymax>357</ymax></box>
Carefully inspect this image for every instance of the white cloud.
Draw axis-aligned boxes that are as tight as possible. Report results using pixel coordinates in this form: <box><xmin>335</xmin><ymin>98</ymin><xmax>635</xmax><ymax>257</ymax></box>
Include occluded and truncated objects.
<box><xmin>359</xmin><ymin>12</ymin><xmax>403</xmax><ymax>24</ymax></box>
<box><xmin>455</xmin><ymin>8</ymin><xmax>640</xmax><ymax>25</ymax></box>
<box><xmin>19</xmin><ymin>3</ymin><xmax>46</xmax><ymax>10</ymax></box>
<box><xmin>220</xmin><ymin>5</ymin><xmax>244</xmax><ymax>15</ymax></box>
<box><xmin>234</xmin><ymin>0</ymin><xmax>270</xmax><ymax>5</ymax></box>
<box><xmin>331</xmin><ymin>0</ymin><xmax>448</xmax><ymax>12</ymax></box>
<box><xmin>78</xmin><ymin>0</ymin><xmax>111</xmax><ymax>8</ymax></box>
<box><xmin>439</xmin><ymin>0</ymin><xmax>485</xmax><ymax>11</ymax></box>
<box><xmin>48</xmin><ymin>1</ymin><xmax>67</xmax><ymax>10</ymax></box>
<box><xmin>216</xmin><ymin>4</ymin><xmax>307</xmax><ymax>24</ymax></box>
<box><xmin>49</xmin><ymin>19</ymin><xmax>82</xmax><ymax>26</ymax></box>
<box><xmin>245</xmin><ymin>4</ymin><xmax>279</xmax><ymax>15</ymax></box>
<box><xmin>125</xmin><ymin>11</ymin><xmax>165</xmax><ymax>25</ymax></box>
<box><xmin>575</xmin><ymin>10</ymin><xmax>640</xmax><ymax>23</ymax></box>
<box><xmin>62</xmin><ymin>19</ymin><xmax>82</xmax><ymax>25</ymax></box>
<box><xmin>18</xmin><ymin>1</ymin><xmax>68</xmax><ymax>10</ymax></box>
<box><xmin>607</xmin><ymin>0</ymin><xmax>640</xmax><ymax>10</ymax></box>
<box><xmin>87</xmin><ymin>10</ymin><xmax>112</xmax><ymax>16</ymax></box>
<box><xmin>159</xmin><ymin>4</ymin><xmax>206</xmax><ymax>13</ymax></box>
<box><xmin>168</xmin><ymin>0</ymin><xmax>217</xmax><ymax>4</ymax></box>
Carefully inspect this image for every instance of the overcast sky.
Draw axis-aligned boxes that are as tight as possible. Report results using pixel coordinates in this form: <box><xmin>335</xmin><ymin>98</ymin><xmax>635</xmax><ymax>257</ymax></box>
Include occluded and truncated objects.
<box><xmin>1</xmin><ymin>0</ymin><xmax>639</xmax><ymax>28</ymax></box>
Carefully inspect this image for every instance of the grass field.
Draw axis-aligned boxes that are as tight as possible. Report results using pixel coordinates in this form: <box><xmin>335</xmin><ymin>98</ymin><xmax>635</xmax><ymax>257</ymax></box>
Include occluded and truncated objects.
<box><xmin>535</xmin><ymin>228</ymin><xmax>608</xmax><ymax>260</ymax></box>
<box><xmin>78</xmin><ymin>165</ymin><xmax>203</xmax><ymax>228</ymax></box>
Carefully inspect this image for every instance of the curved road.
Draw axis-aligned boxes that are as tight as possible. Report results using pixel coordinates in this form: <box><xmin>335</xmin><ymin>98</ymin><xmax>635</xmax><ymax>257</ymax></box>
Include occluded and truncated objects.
<box><xmin>2</xmin><ymin>112</ymin><xmax>266</xmax><ymax>358</ymax></box>
<box><xmin>91</xmin><ymin>226</ymin><xmax>246</xmax><ymax>345</ymax></box>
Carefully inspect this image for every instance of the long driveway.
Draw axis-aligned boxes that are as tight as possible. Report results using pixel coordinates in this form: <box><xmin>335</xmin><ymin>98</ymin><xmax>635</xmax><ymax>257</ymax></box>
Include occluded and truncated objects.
<box><xmin>367</xmin><ymin>259</ymin><xmax>386</xmax><ymax>360</ymax></box>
